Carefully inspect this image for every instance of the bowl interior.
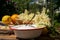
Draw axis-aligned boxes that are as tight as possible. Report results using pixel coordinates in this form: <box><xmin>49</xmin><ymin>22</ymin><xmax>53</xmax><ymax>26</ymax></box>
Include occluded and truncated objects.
<box><xmin>10</xmin><ymin>25</ymin><xmax>46</xmax><ymax>31</ymax></box>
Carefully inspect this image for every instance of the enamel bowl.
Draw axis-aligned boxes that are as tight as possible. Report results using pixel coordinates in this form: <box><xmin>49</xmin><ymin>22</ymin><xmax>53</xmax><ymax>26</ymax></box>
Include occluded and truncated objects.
<box><xmin>10</xmin><ymin>25</ymin><xmax>45</xmax><ymax>39</ymax></box>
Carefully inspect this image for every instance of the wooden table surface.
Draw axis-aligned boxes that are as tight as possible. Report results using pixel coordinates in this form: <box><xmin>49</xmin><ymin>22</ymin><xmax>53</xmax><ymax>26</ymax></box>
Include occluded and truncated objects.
<box><xmin>0</xmin><ymin>34</ymin><xmax>60</xmax><ymax>40</ymax></box>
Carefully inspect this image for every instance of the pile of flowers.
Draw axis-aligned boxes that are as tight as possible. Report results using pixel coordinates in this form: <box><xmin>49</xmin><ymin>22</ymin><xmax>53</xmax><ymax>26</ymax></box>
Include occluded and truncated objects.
<box><xmin>18</xmin><ymin>8</ymin><xmax>51</xmax><ymax>28</ymax></box>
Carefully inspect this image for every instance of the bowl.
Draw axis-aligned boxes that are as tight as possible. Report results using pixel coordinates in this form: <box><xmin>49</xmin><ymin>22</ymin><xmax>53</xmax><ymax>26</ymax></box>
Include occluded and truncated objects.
<box><xmin>10</xmin><ymin>25</ymin><xmax>45</xmax><ymax>39</ymax></box>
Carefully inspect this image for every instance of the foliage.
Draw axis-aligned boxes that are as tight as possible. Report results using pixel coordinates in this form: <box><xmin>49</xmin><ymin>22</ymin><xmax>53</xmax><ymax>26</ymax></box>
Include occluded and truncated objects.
<box><xmin>0</xmin><ymin>0</ymin><xmax>19</xmax><ymax>20</ymax></box>
<box><xmin>47</xmin><ymin>0</ymin><xmax>60</xmax><ymax>37</ymax></box>
<box><xmin>12</xmin><ymin>0</ymin><xmax>43</xmax><ymax>13</ymax></box>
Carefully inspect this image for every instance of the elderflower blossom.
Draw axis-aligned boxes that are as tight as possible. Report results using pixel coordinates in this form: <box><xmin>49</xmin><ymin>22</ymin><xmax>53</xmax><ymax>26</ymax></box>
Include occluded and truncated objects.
<box><xmin>18</xmin><ymin>8</ymin><xmax>51</xmax><ymax>28</ymax></box>
<box><xmin>33</xmin><ymin>8</ymin><xmax>51</xmax><ymax>28</ymax></box>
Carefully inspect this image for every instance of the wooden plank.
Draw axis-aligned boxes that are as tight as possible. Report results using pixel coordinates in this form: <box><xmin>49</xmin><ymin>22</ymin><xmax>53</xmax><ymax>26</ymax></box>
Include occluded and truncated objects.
<box><xmin>0</xmin><ymin>35</ymin><xmax>16</xmax><ymax>39</ymax></box>
<box><xmin>0</xmin><ymin>34</ymin><xmax>60</xmax><ymax>40</ymax></box>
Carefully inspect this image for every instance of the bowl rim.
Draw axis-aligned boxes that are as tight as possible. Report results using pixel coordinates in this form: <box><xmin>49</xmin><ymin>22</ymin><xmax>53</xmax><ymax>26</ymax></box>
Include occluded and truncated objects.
<box><xmin>9</xmin><ymin>25</ymin><xmax>46</xmax><ymax>31</ymax></box>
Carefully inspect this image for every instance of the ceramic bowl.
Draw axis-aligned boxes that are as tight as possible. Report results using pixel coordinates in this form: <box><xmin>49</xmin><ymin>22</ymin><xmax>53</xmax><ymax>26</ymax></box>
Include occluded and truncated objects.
<box><xmin>10</xmin><ymin>25</ymin><xmax>45</xmax><ymax>39</ymax></box>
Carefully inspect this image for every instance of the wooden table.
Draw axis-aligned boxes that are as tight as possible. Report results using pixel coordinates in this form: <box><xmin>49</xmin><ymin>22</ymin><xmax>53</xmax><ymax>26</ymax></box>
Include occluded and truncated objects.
<box><xmin>0</xmin><ymin>35</ymin><xmax>16</xmax><ymax>40</ymax></box>
<box><xmin>0</xmin><ymin>34</ymin><xmax>60</xmax><ymax>40</ymax></box>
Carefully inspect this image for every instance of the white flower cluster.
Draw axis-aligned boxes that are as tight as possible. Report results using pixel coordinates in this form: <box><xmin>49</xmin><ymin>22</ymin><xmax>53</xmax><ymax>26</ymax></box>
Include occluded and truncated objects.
<box><xmin>33</xmin><ymin>8</ymin><xmax>51</xmax><ymax>28</ymax></box>
<box><xmin>18</xmin><ymin>9</ymin><xmax>34</xmax><ymax>23</ymax></box>
<box><xmin>18</xmin><ymin>8</ymin><xmax>51</xmax><ymax>28</ymax></box>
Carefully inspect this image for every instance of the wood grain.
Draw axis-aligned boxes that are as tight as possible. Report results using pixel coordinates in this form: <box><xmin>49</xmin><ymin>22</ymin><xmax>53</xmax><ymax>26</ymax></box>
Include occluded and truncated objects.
<box><xmin>0</xmin><ymin>34</ymin><xmax>60</xmax><ymax>40</ymax></box>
